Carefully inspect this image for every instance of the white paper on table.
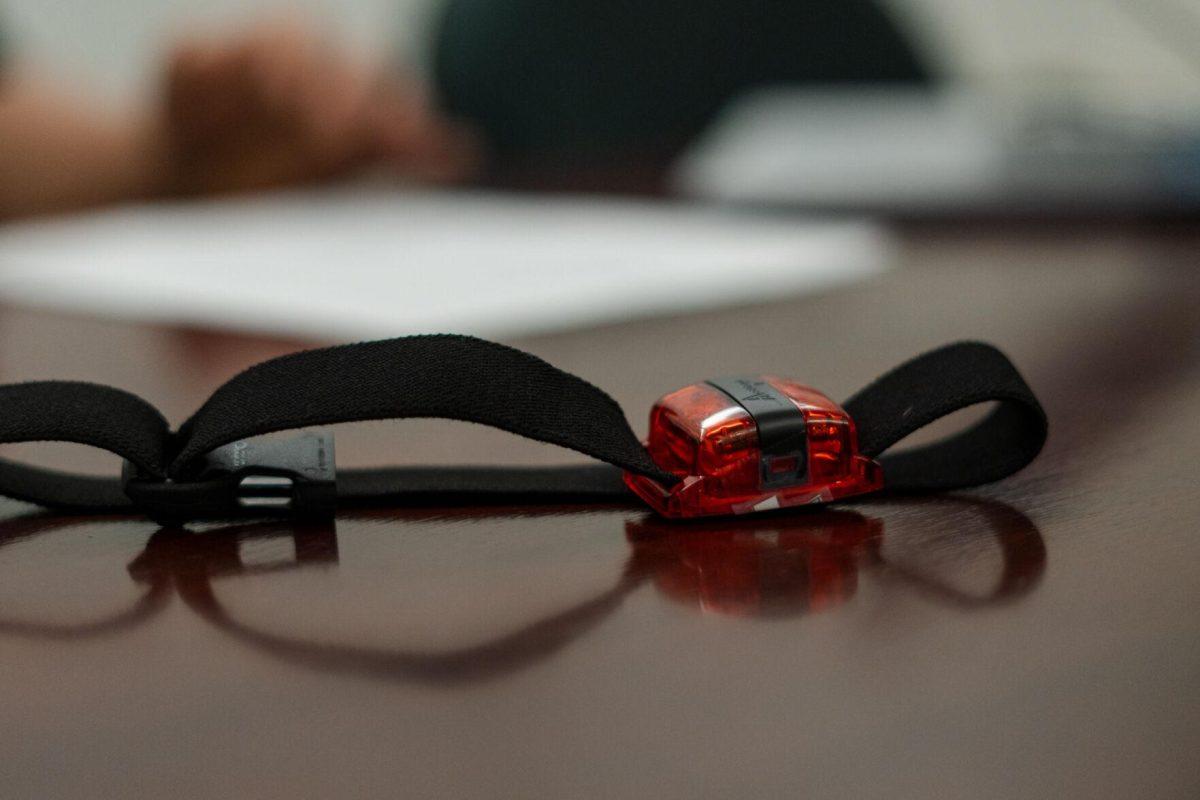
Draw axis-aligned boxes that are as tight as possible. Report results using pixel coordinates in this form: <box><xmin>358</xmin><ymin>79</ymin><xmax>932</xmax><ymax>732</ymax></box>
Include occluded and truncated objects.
<box><xmin>0</xmin><ymin>187</ymin><xmax>890</xmax><ymax>340</ymax></box>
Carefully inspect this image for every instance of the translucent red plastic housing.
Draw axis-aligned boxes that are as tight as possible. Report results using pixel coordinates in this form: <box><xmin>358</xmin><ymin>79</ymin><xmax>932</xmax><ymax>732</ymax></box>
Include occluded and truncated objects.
<box><xmin>625</xmin><ymin>376</ymin><xmax>883</xmax><ymax>518</ymax></box>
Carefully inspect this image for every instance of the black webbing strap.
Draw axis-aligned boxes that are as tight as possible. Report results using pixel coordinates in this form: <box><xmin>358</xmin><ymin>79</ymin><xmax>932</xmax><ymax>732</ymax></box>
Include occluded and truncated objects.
<box><xmin>0</xmin><ymin>336</ymin><xmax>1045</xmax><ymax>518</ymax></box>
<box><xmin>171</xmin><ymin>335</ymin><xmax>674</xmax><ymax>484</ymax></box>
<box><xmin>336</xmin><ymin>464</ymin><xmax>630</xmax><ymax>505</ymax></box>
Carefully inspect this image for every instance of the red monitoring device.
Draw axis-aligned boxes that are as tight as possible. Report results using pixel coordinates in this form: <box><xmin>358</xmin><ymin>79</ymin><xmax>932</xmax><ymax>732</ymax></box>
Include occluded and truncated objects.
<box><xmin>624</xmin><ymin>376</ymin><xmax>883</xmax><ymax>518</ymax></box>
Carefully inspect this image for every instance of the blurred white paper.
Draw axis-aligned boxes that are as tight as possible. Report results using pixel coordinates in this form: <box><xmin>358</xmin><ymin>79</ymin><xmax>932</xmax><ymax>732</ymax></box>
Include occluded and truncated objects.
<box><xmin>0</xmin><ymin>187</ymin><xmax>889</xmax><ymax>339</ymax></box>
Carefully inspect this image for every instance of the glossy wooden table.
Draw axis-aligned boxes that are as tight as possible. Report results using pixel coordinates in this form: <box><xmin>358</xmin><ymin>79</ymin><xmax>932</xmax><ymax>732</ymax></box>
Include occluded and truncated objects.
<box><xmin>1</xmin><ymin>219</ymin><xmax>1197</xmax><ymax>799</ymax></box>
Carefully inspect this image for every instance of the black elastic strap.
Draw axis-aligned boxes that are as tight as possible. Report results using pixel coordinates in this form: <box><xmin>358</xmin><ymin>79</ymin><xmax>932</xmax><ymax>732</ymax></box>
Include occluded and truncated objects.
<box><xmin>0</xmin><ymin>337</ymin><xmax>1045</xmax><ymax>517</ymax></box>
<box><xmin>843</xmin><ymin>341</ymin><xmax>1047</xmax><ymax>491</ymax></box>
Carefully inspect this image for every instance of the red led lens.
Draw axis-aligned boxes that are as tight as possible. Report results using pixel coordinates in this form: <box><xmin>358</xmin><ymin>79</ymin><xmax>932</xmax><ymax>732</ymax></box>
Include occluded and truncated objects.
<box><xmin>625</xmin><ymin>376</ymin><xmax>883</xmax><ymax>518</ymax></box>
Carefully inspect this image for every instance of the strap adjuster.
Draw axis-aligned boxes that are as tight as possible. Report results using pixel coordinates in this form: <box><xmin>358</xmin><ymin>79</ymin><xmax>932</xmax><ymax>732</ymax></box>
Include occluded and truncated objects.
<box><xmin>123</xmin><ymin>431</ymin><xmax>337</xmax><ymax>520</ymax></box>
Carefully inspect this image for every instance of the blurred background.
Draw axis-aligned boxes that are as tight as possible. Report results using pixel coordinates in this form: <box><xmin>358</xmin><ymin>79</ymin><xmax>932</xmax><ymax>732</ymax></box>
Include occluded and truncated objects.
<box><xmin>6</xmin><ymin>0</ymin><xmax>1199</xmax><ymax>114</ymax></box>
<box><xmin>0</xmin><ymin>0</ymin><xmax>1197</xmax><ymax>341</ymax></box>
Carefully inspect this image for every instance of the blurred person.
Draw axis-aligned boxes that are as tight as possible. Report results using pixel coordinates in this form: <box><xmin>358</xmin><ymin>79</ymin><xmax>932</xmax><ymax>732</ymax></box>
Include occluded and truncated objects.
<box><xmin>431</xmin><ymin>0</ymin><xmax>934</xmax><ymax>189</ymax></box>
<box><xmin>0</xmin><ymin>19</ymin><xmax>478</xmax><ymax>220</ymax></box>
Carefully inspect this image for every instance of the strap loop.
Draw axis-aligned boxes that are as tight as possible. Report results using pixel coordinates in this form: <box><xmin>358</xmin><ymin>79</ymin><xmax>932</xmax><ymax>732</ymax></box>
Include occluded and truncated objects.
<box><xmin>842</xmin><ymin>342</ymin><xmax>1047</xmax><ymax>492</ymax></box>
<box><xmin>0</xmin><ymin>381</ymin><xmax>168</xmax><ymax>510</ymax></box>
<box><xmin>172</xmin><ymin>335</ymin><xmax>676</xmax><ymax>486</ymax></box>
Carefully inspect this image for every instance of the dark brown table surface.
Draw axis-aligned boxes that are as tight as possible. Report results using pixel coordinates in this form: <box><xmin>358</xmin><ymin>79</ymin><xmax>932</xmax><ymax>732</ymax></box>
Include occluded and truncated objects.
<box><xmin>0</xmin><ymin>219</ymin><xmax>1197</xmax><ymax>799</ymax></box>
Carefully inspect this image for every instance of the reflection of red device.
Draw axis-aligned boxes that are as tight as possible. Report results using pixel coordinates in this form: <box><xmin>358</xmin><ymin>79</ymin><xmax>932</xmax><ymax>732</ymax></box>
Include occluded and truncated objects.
<box><xmin>627</xmin><ymin>512</ymin><xmax>881</xmax><ymax>618</ymax></box>
<box><xmin>624</xmin><ymin>376</ymin><xmax>883</xmax><ymax>518</ymax></box>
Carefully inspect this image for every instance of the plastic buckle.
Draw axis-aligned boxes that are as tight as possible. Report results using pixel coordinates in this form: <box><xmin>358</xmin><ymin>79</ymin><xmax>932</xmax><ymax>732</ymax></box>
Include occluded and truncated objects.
<box><xmin>623</xmin><ymin>376</ymin><xmax>883</xmax><ymax>518</ymax></box>
<box><xmin>123</xmin><ymin>430</ymin><xmax>337</xmax><ymax>520</ymax></box>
